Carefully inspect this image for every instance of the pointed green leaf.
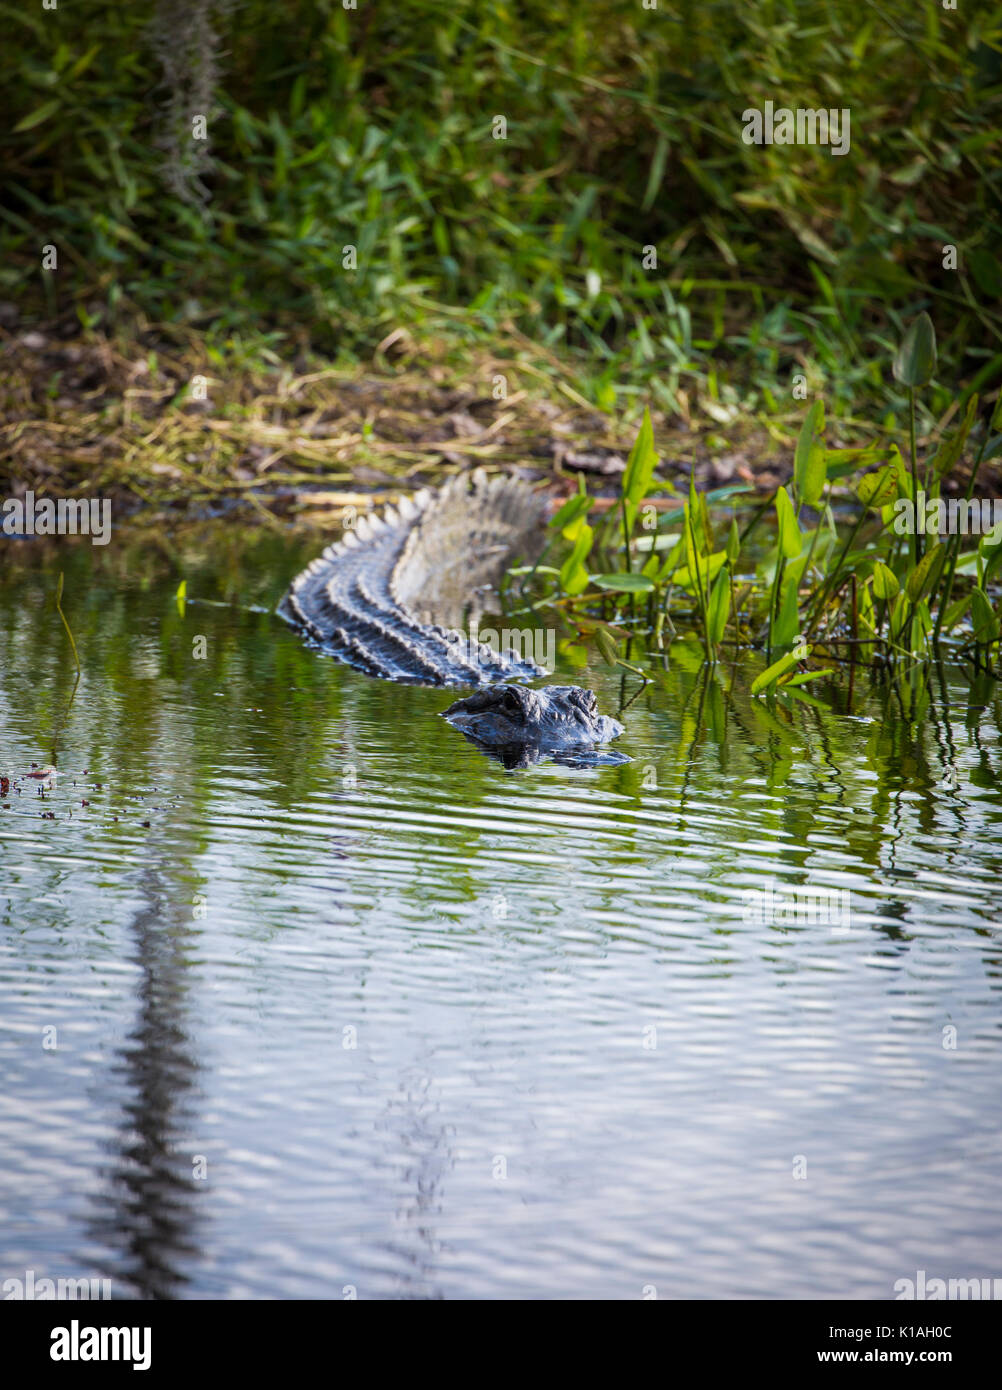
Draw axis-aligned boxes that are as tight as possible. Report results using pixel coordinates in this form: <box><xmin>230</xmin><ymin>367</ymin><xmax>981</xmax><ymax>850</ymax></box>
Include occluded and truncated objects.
<box><xmin>971</xmin><ymin>588</ymin><xmax>1000</xmax><ymax>644</ymax></box>
<box><xmin>773</xmin><ymin>572</ymin><xmax>802</xmax><ymax>649</ymax></box>
<box><xmin>893</xmin><ymin>312</ymin><xmax>937</xmax><ymax>388</ymax></box>
<box><xmin>905</xmin><ymin>541</ymin><xmax>946</xmax><ymax>605</ymax></box>
<box><xmin>549</xmin><ymin>492</ymin><xmax>592</xmax><ymax>534</ymax></box>
<box><xmin>751</xmin><ymin>644</ymin><xmax>811</xmax><ymax>695</ymax></box>
<box><xmin>726</xmin><ymin>518</ymin><xmax>740</xmax><ymax>566</ymax></box>
<box><xmin>14</xmin><ymin>100</ymin><xmax>62</xmax><ymax>133</ymax></box>
<box><xmin>707</xmin><ymin>567</ymin><xmax>731</xmax><ymax>648</ymax></box>
<box><xmin>775</xmin><ymin>486</ymin><xmax>802</xmax><ymax>559</ymax></box>
<box><xmin>794</xmin><ymin>399</ymin><xmax>826</xmax><ymax>507</ymax></box>
<box><xmin>871</xmin><ymin>561</ymin><xmax>899</xmax><ymax>601</ymax></box>
<box><xmin>559</xmin><ymin>522</ymin><xmax>594</xmax><ymax>595</ymax></box>
<box><xmin>595</xmin><ymin>627</ymin><xmax>620</xmax><ymax>665</ymax></box>
<box><xmin>622</xmin><ymin>407</ymin><xmax>658</xmax><ymax>528</ymax></box>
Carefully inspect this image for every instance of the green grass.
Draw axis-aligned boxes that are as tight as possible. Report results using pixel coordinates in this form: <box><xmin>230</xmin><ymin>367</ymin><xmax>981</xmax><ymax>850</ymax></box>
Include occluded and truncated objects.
<box><xmin>3</xmin><ymin>0</ymin><xmax>1001</xmax><ymax>424</ymax></box>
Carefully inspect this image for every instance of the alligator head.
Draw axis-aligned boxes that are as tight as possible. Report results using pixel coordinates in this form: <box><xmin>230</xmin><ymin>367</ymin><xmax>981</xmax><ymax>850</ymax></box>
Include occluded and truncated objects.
<box><xmin>441</xmin><ymin>684</ymin><xmax>628</xmax><ymax>768</ymax></box>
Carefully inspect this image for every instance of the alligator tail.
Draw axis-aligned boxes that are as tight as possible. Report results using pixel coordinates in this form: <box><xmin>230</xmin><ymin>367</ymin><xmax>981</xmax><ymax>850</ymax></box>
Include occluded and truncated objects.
<box><xmin>279</xmin><ymin>470</ymin><xmax>549</xmax><ymax>686</ymax></box>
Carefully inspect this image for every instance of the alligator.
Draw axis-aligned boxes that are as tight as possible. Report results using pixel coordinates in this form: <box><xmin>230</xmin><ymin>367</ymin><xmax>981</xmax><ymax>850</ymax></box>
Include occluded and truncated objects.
<box><xmin>279</xmin><ymin>471</ymin><xmax>628</xmax><ymax>766</ymax></box>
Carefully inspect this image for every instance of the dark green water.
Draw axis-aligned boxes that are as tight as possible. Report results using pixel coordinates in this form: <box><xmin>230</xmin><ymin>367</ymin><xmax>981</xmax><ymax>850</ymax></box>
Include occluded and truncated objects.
<box><xmin>2</xmin><ymin>523</ymin><xmax>1001</xmax><ymax>1299</ymax></box>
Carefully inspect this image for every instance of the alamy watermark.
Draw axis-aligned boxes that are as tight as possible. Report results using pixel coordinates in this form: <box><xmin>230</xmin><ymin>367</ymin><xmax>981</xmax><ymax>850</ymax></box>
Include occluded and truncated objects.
<box><xmin>741</xmin><ymin>100</ymin><xmax>850</xmax><ymax>157</ymax></box>
<box><xmin>742</xmin><ymin>879</ymin><xmax>852</xmax><ymax>931</ymax></box>
<box><xmin>2</xmin><ymin>491</ymin><xmax>111</xmax><ymax>545</ymax></box>
<box><xmin>895</xmin><ymin>1269</ymin><xmax>1002</xmax><ymax>1300</ymax></box>
<box><xmin>438</xmin><ymin>620</ymin><xmax>554</xmax><ymax>672</ymax></box>
<box><xmin>3</xmin><ymin>1268</ymin><xmax>112</xmax><ymax>1300</ymax></box>
<box><xmin>890</xmin><ymin>492</ymin><xmax>1002</xmax><ymax>543</ymax></box>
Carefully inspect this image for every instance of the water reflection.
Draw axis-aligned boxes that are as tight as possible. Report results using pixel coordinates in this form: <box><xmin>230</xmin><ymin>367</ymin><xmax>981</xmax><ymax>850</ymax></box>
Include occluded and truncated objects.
<box><xmin>376</xmin><ymin>1070</ymin><xmax>454</xmax><ymax>1300</ymax></box>
<box><xmin>87</xmin><ymin>866</ymin><xmax>202</xmax><ymax>1300</ymax></box>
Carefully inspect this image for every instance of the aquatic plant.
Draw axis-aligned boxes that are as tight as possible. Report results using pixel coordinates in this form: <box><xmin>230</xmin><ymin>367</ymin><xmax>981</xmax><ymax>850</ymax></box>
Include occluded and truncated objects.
<box><xmin>514</xmin><ymin>315</ymin><xmax>1002</xmax><ymax>699</ymax></box>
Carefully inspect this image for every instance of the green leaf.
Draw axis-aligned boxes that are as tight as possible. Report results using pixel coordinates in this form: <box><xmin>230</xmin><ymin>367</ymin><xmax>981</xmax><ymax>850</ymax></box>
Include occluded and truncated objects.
<box><xmin>889</xmin><ymin>444</ymin><xmax>913</xmax><ymax>497</ymax></box>
<box><xmin>905</xmin><ymin>542</ymin><xmax>946</xmax><ymax>605</ymax></box>
<box><xmin>774</xmin><ymin>486</ymin><xmax>802</xmax><ymax>559</ymax></box>
<box><xmin>856</xmin><ymin>465</ymin><xmax>900</xmax><ymax>510</ymax></box>
<box><xmin>656</xmin><ymin>536</ymin><xmax>684</xmax><ymax>582</ymax></box>
<box><xmin>726</xmin><ymin>518</ymin><xmax>741</xmax><ymax>566</ymax></box>
<box><xmin>751</xmin><ymin>644</ymin><xmax>811</xmax><ymax>696</ymax></box>
<box><xmin>825</xmin><ymin>444</ymin><xmax>894</xmax><ymax>479</ymax></box>
<box><xmin>889</xmin><ymin>591</ymin><xmax>909</xmax><ymax>642</ymax></box>
<box><xmin>707</xmin><ymin>567</ymin><xmax>731</xmax><ymax>648</ymax></box>
<box><xmin>641</xmin><ymin>549</ymin><xmax>661</xmax><ymax>580</ymax></box>
<box><xmin>559</xmin><ymin>522</ymin><xmax>594</xmax><ymax>596</ymax></box>
<box><xmin>930</xmin><ymin>394</ymin><xmax>977</xmax><ymax>480</ymax></box>
<box><xmin>940</xmin><ymin>591</ymin><xmax>971</xmax><ymax>635</ymax></box>
<box><xmin>642</xmin><ymin>131</ymin><xmax>670</xmax><ymax>212</ymax></box>
<box><xmin>772</xmin><ymin>568</ymin><xmax>802</xmax><ymax>649</ymax></box>
<box><xmin>14</xmin><ymin>100</ymin><xmax>62</xmax><ymax>133</ymax></box>
<box><xmin>549</xmin><ymin>491</ymin><xmax>592</xmax><ymax>535</ymax></box>
<box><xmin>591</xmin><ymin>572</ymin><xmax>656</xmax><ymax>593</ymax></box>
<box><xmin>793</xmin><ymin>399</ymin><xmax>826</xmax><ymax>507</ymax></box>
<box><xmin>871</xmin><ymin>561</ymin><xmax>899</xmax><ymax>601</ymax></box>
<box><xmin>595</xmin><ymin>627</ymin><xmax>620</xmax><ymax>665</ymax></box>
<box><xmin>968</xmin><ymin>250</ymin><xmax>1002</xmax><ymax>299</ymax></box>
<box><xmin>68</xmin><ymin>44</ymin><xmax>101</xmax><ymax>81</ymax></box>
<box><xmin>970</xmin><ymin>588</ymin><xmax>1000</xmax><ymax>645</ymax></box>
<box><xmin>621</xmin><ymin>407</ymin><xmax>658</xmax><ymax>531</ymax></box>
<box><xmin>893</xmin><ymin>312</ymin><xmax>937</xmax><ymax>389</ymax></box>
<box><xmin>675</xmin><ymin>550</ymin><xmax>727</xmax><ymax>591</ymax></box>
<box><xmin>981</xmin><ymin>531</ymin><xmax>1002</xmax><ymax>588</ymax></box>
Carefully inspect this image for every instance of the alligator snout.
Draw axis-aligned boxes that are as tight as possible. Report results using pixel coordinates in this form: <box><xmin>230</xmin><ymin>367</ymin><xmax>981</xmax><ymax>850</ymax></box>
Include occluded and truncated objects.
<box><xmin>441</xmin><ymin>683</ymin><xmax>628</xmax><ymax>767</ymax></box>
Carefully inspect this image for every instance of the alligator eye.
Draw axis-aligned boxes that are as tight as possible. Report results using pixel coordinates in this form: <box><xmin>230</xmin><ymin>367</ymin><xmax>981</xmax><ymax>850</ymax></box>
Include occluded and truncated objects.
<box><xmin>501</xmin><ymin>690</ymin><xmax>522</xmax><ymax>719</ymax></box>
